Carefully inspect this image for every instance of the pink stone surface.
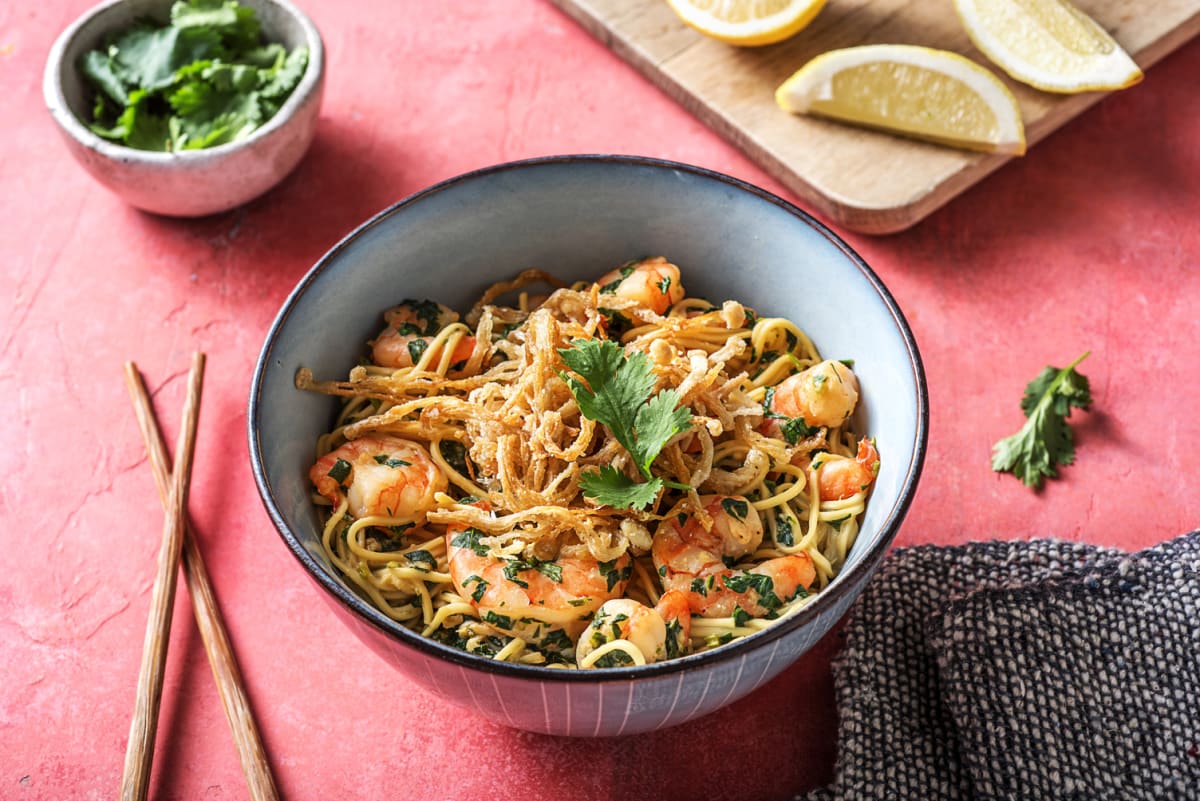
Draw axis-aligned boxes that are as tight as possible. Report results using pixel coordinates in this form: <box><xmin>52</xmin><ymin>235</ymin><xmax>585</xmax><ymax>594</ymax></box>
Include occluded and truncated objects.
<box><xmin>2</xmin><ymin>2</ymin><xmax>1198</xmax><ymax>799</ymax></box>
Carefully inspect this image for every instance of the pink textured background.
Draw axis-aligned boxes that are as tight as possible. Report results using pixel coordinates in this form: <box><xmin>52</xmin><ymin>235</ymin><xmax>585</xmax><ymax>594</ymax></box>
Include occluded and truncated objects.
<box><xmin>2</xmin><ymin>2</ymin><xmax>1198</xmax><ymax>799</ymax></box>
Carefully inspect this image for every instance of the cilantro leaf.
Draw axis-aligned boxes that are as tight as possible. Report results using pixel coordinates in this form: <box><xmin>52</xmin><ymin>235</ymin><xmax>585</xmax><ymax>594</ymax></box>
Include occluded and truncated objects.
<box><xmin>558</xmin><ymin>338</ymin><xmax>691</xmax><ymax>508</ymax></box>
<box><xmin>578</xmin><ymin>466</ymin><xmax>663</xmax><ymax>511</ymax></box>
<box><xmin>78</xmin><ymin>0</ymin><xmax>307</xmax><ymax>153</ymax></box>
<box><xmin>111</xmin><ymin>24</ymin><xmax>224</xmax><ymax>91</ymax></box>
<box><xmin>633</xmin><ymin>388</ymin><xmax>692</xmax><ymax>475</ymax></box>
<box><xmin>80</xmin><ymin>50</ymin><xmax>130</xmax><ymax>106</ymax></box>
<box><xmin>558</xmin><ymin>338</ymin><xmax>687</xmax><ymax>476</ymax></box>
<box><xmin>992</xmin><ymin>352</ymin><xmax>1092</xmax><ymax>489</ymax></box>
<box><xmin>101</xmin><ymin>89</ymin><xmax>173</xmax><ymax>151</ymax></box>
<box><xmin>559</xmin><ymin>339</ymin><xmax>655</xmax><ymax>468</ymax></box>
<box><xmin>259</xmin><ymin>46</ymin><xmax>308</xmax><ymax>99</ymax></box>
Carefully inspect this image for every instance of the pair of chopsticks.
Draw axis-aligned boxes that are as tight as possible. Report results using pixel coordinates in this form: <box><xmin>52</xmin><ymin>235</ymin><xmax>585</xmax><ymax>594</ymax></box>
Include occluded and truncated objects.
<box><xmin>121</xmin><ymin>354</ymin><xmax>279</xmax><ymax>801</ymax></box>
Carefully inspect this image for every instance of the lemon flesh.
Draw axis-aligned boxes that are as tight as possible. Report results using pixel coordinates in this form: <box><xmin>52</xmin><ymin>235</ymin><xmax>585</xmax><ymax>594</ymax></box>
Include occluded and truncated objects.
<box><xmin>666</xmin><ymin>0</ymin><xmax>827</xmax><ymax>47</ymax></box>
<box><xmin>955</xmin><ymin>0</ymin><xmax>1142</xmax><ymax>92</ymax></box>
<box><xmin>776</xmin><ymin>45</ymin><xmax>1026</xmax><ymax>155</ymax></box>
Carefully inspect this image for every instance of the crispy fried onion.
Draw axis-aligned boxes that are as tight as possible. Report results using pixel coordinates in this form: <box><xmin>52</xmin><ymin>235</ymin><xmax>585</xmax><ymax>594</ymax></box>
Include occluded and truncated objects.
<box><xmin>299</xmin><ymin>282</ymin><xmax>827</xmax><ymax>563</ymax></box>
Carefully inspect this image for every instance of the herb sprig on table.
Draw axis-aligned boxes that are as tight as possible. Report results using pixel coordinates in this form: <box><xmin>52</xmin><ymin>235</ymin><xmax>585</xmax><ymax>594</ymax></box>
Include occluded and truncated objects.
<box><xmin>991</xmin><ymin>352</ymin><xmax>1093</xmax><ymax>489</ymax></box>
<box><xmin>558</xmin><ymin>338</ymin><xmax>692</xmax><ymax>510</ymax></box>
<box><xmin>80</xmin><ymin>0</ymin><xmax>309</xmax><ymax>152</ymax></box>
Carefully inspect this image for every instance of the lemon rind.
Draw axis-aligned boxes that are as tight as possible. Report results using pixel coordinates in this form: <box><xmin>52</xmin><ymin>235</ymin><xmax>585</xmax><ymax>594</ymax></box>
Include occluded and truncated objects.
<box><xmin>666</xmin><ymin>0</ymin><xmax>827</xmax><ymax>47</ymax></box>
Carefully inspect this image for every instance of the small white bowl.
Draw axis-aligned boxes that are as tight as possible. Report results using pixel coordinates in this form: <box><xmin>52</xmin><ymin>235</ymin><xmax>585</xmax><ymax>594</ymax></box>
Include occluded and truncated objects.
<box><xmin>43</xmin><ymin>0</ymin><xmax>325</xmax><ymax>217</ymax></box>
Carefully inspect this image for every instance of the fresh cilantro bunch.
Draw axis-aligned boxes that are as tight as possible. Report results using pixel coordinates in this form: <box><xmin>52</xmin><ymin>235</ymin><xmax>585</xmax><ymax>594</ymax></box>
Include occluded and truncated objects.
<box><xmin>991</xmin><ymin>352</ymin><xmax>1093</xmax><ymax>489</ymax></box>
<box><xmin>558</xmin><ymin>338</ymin><xmax>692</xmax><ymax>510</ymax></box>
<box><xmin>80</xmin><ymin>0</ymin><xmax>309</xmax><ymax>152</ymax></box>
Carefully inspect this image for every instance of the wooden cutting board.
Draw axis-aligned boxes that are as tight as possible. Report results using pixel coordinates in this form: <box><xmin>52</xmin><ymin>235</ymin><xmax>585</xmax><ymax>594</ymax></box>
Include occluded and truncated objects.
<box><xmin>549</xmin><ymin>0</ymin><xmax>1200</xmax><ymax>234</ymax></box>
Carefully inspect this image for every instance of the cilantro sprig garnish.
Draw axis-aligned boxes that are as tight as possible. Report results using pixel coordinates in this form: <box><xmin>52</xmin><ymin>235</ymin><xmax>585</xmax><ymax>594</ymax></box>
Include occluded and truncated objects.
<box><xmin>80</xmin><ymin>0</ymin><xmax>309</xmax><ymax>152</ymax></box>
<box><xmin>991</xmin><ymin>352</ymin><xmax>1093</xmax><ymax>489</ymax></box>
<box><xmin>558</xmin><ymin>338</ymin><xmax>691</xmax><ymax>510</ymax></box>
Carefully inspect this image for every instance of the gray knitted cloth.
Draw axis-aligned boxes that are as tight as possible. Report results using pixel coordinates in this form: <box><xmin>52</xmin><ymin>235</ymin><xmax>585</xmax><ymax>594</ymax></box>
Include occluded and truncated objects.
<box><xmin>804</xmin><ymin>532</ymin><xmax>1200</xmax><ymax>801</ymax></box>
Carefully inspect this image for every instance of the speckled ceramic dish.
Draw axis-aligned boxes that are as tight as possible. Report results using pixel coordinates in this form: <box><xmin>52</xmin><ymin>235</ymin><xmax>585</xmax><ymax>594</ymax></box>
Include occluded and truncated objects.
<box><xmin>249</xmin><ymin>155</ymin><xmax>928</xmax><ymax>736</ymax></box>
<box><xmin>43</xmin><ymin>0</ymin><xmax>324</xmax><ymax>217</ymax></box>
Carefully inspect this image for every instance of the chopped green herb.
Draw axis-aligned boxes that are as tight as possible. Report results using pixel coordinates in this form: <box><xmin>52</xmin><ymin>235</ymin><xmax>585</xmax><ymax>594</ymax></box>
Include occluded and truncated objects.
<box><xmin>441</xmin><ymin>441</ymin><xmax>473</xmax><ymax>478</ymax></box>
<box><xmin>721</xmin><ymin>497</ymin><xmax>749</xmax><ymax>521</ymax></box>
<box><xmin>723</xmin><ymin>572</ymin><xmax>783</xmax><ymax>610</ymax></box>
<box><xmin>780</xmin><ymin>417</ymin><xmax>817</xmax><ymax>445</ymax></box>
<box><xmin>593</xmin><ymin>650</ymin><xmax>635</xmax><ymax>668</ymax></box>
<box><xmin>483</xmin><ymin>611</ymin><xmax>513</xmax><ymax>630</ymax></box>
<box><xmin>79</xmin><ymin>0</ymin><xmax>309</xmax><ymax>152</ymax></box>
<box><xmin>326</xmin><ymin>458</ymin><xmax>352</xmax><ymax>485</ymax></box>
<box><xmin>396</xmin><ymin>300</ymin><xmax>446</xmax><ymax>335</ymax></box>
<box><xmin>597</xmin><ymin>262</ymin><xmax>637</xmax><ymax>294</ymax></box>
<box><xmin>598</xmin><ymin>308</ymin><xmax>634</xmax><ymax>337</ymax></box>
<box><xmin>449</xmin><ymin>528</ymin><xmax>490</xmax><ymax>557</ymax></box>
<box><xmin>774</xmin><ymin>514</ymin><xmax>795</xmax><ymax>547</ymax></box>
<box><xmin>372</xmin><ymin>454</ymin><xmax>412</xmax><ymax>468</ymax></box>
<box><xmin>463</xmin><ymin>574</ymin><xmax>490</xmax><ymax>603</ymax></box>
<box><xmin>664</xmin><ymin>619</ymin><xmax>684</xmax><ymax>660</ymax></box>
<box><xmin>598</xmin><ymin>559</ymin><xmax>631</xmax><ymax>592</ymax></box>
<box><xmin>502</xmin><ymin>557</ymin><xmax>564</xmax><ymax>587</ymax></box>
<box><xmin>992</xmin><ymin>353</ymin><xmax>1093</xmax><ymax>489</ymax></box>
<box><xmin>501</xmin><ymin>560</ymin><xmax>529</xmax><ymax>588</ymax></box>
<box><xmin>366</xmin><ymin>526</ymin><xmax>408</xmax><ymax>552</ymax></box>
<box><xmin>403</xmin><ymin>550</ymin><xmax>436</xmax><ymax>569</ymax></box>
<box><xmin>732</xmin><ymin>607</ymin><xmax>751</xmax><ymax>627</ymax></box>
<box><xmin>406</xmin><ymin>337</ymin><xmax>429</xmax><ymax>366</ymax></box>
<box><xmin>540</xmin><ymin>628</ymin><xmax>574</xmax><ymax>653</ymax></box>
<box><xmin>761</xmin><ymin>388</ymin><xmax>817</xmax><ymax>443</ymax></box>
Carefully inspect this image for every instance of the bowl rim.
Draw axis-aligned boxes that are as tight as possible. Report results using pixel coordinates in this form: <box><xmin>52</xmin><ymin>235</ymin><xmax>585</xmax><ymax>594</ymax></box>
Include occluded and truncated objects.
<box><xmin>248</xmin><ymin>154</ymin><xmax>929</xmax><ymax>683</ymax></box>
<box><xmin>42</xmin><ymin>0</ymin><xmax>325</xmax><ymax>161</ymax></box>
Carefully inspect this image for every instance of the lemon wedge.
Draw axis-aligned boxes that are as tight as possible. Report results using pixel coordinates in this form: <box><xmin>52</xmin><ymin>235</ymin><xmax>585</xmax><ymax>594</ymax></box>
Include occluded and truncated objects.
<box><xmin>666</xmin><ymin>0</ymin><xmax>827</xmax><ymax>47</ymax></box>
<box><xmin>776</xmin><ymin>44</ymin><xmax>1026</xmax><ymax>155</ymax></box>
<box><xmin>954</xmin><ymin>0</ymin><xmax>1142</xmax><ymax>92</ymax></box>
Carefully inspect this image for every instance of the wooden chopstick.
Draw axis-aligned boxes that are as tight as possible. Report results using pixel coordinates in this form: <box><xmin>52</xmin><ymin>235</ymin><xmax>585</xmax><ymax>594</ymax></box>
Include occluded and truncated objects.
<box><xmin>120</xmin><ymin>353</ymin><xmax>206</xmax><ymax>801</ymax></box>
<box><xmin>122</xmin><ymin>358</ymin><xmax>280</xmax><ymax>801</ymax></box>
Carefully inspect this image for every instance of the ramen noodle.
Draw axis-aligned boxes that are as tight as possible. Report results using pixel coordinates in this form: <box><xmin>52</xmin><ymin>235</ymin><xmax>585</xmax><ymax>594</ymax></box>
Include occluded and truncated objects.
<box><xmin>297</xmin><ymin>257</ymin><xmax>878</xmax><ymax>668</ymax></box>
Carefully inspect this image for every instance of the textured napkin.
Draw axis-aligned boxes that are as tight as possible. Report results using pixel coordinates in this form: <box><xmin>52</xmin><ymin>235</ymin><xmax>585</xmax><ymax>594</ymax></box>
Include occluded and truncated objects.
<box><xmin>803</xmin><ymin>532</ymin><xmax>1200</xmax><ymax>801</ymax></box>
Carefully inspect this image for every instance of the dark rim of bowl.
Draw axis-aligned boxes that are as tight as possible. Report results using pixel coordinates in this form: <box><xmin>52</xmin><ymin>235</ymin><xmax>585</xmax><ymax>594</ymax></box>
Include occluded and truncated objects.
<box><xmin>249</xmin><ymin>154</ymin><xmax>929</xmax><ymax>683</ymax></box>
<box><xmin>43</xmin><ymin>0</ymin><xmax>324</xmax><ymax>159</ymax></box>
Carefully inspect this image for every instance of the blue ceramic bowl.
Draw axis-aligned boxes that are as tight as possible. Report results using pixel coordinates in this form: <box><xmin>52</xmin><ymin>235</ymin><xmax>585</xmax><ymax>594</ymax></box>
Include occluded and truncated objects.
<box><xmin>249</xmin><ymin>156</ymin><xmax>927</xmax><ymax>736</ymax></box>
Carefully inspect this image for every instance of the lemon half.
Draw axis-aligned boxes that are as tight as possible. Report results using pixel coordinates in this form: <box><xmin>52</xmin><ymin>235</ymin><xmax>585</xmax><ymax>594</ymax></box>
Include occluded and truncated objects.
<box><xmin>666</xmin><ymin>0</ymin><xmax>827</xmax><ymax>47</ymax></box>
<box><xmin>776</xmin><ymin>44</ymin><xmax>1026</xmax><ymax>155</ymax></box>
<box><xmin>955</xmin><ymin>0</ymin><xmax>1142</xmax><ymax>92</ymax></box>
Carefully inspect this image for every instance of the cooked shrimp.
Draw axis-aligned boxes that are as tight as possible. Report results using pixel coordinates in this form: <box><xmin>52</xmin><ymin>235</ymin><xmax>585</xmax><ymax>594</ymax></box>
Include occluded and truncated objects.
<box><xmin>652</xmin><ymin>495</ymin><xmax>815</xmax><ymax>618</ymax></box>
<box><xmin>310</xmin><ymin>435</ymin><xmax>447</xmax><ymax>520</ymax></box>
<box><xmin>767</xmin><ymin>359</ymin><xmax>860</xmax><ymax>430</ymax></box>
<box><xmin>370</xmin><ymin>299</ymin><xmax>477</xmax><ymax>373</ymax></box>
<box><xmin>815</xmin><ymin>438</ymin><xmax>880</xmax><ymax>501</ymax></box>
<box><xmin>446</xmin><ymin>528</ymin><xmax>633</xmax><ymax>652</ymax></box>
<box><xmin>595</xmin><ymin>256</ymin><xmax>685</xmax><ymax>315</ymax></box>
<box><xmin>575</xmin><ymin>590</ymin><xmax>692</xmax><ymax>667</ymax></box>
